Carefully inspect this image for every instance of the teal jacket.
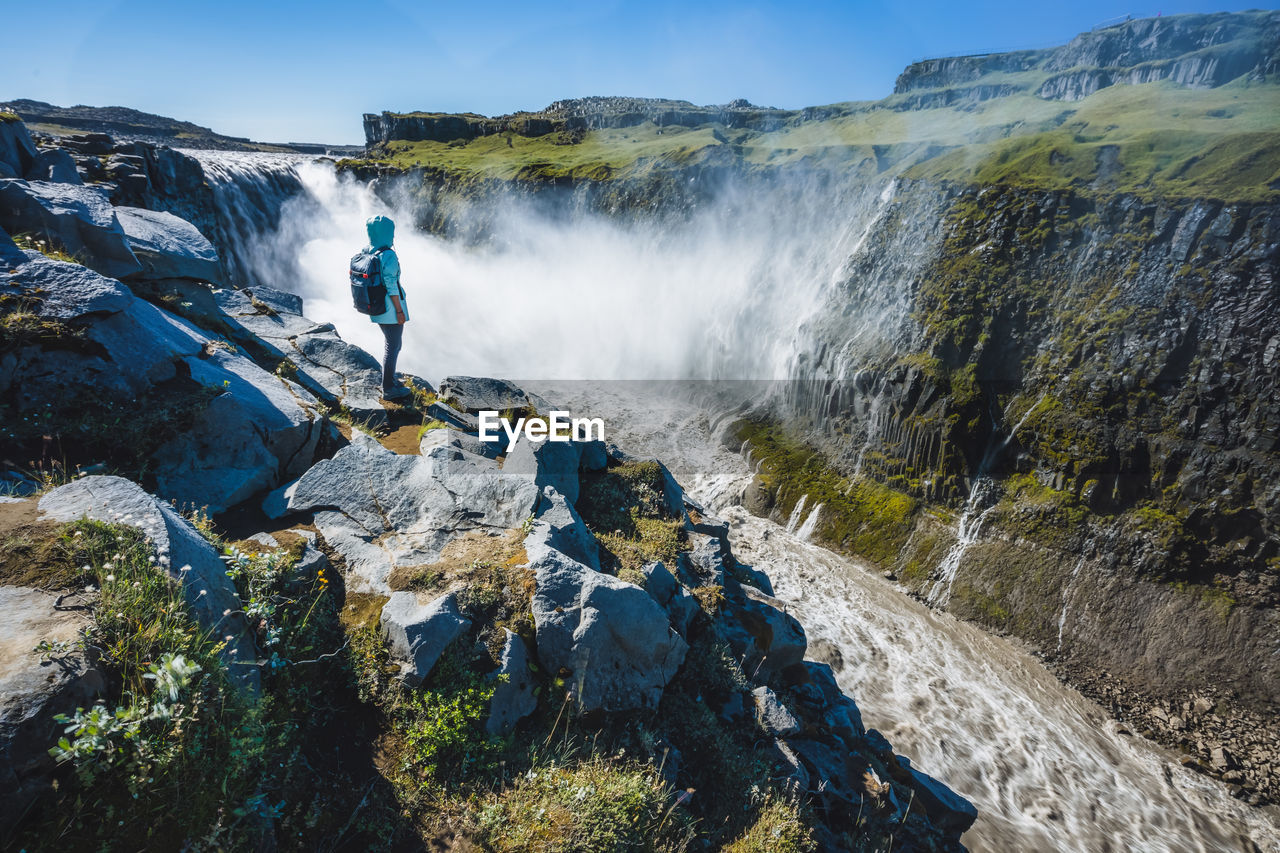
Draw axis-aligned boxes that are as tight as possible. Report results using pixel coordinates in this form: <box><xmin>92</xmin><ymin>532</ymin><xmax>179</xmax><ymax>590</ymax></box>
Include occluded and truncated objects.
<box><xmin>365</xmin><ymin>215</ymin><xmax>408</xmax><ymax>324</ymax></box>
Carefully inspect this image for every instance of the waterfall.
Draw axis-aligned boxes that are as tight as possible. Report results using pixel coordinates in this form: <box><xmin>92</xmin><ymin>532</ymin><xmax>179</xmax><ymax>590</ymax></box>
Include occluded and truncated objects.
<box><xmin>190</xmin><ymin>152</ymin><xmax>894</xmax><ymax>384</ymax></box>
<box><xmin>184</xmin><ymin>151</ymin><xmax>306</xmax><ymax>289</ymax></box>
<box><xmin>926</xmin><ymin>476</ymin><xmax>1000</xmax><ymax>606</ymax></box>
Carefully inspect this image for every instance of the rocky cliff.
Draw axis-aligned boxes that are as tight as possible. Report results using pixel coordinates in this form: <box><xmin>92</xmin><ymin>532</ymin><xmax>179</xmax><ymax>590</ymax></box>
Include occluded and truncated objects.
<box><xmin>735</xmin><ymin>176</ymin><xmax>1280</xmax><ymax>804</ymax></box>
<box><xmin>0</xmin><ymin>118</ymin><xmax>973</xmax><ymax>850</ymax></box>
<box><xmin>894</xmin><ymin>10</ymin><xmax>1279</xmax><ymax>100</ymax></box>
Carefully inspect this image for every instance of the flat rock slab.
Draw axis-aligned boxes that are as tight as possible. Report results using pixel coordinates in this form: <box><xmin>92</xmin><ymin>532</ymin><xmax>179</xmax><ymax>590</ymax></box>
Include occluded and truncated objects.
<box><xmin>0</xmin><ymin>178</ymin><xmax>141</xmax><ymax>279</ymax></box>
<box><xmin>0</xmin><ymin>586</ymin><xmax>104</xmax><ymax>835</ymax></box>
<box><xmin>212</xmin><ymin>287</ymin><xmax>388</xmax><ymax>422</ymax></box>
<box><xmin>115</xmin><ymin>206</ymin><xmax>221</xmax><ymax>283</ymax></box>
<box><xmin>274</xmin><ymin>432</ymin><xmax>540</xmax><ymax>592</ymax></box>
<box><xmin>39</xmin><ymin>476</ymin><xmax>260</xmax><ymax>693</ymax></box>
<box><xmin>439</xmin><ymin>376</ymin><xmax>535</xmax><ymax>414</ymax></box>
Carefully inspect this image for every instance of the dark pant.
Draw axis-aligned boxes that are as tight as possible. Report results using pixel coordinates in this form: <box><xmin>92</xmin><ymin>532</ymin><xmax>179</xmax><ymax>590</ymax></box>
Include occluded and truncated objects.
<box><xmin>379</xmin><ymin>322</ymin><xmax>403</xmax><ymax>390</ymax></box>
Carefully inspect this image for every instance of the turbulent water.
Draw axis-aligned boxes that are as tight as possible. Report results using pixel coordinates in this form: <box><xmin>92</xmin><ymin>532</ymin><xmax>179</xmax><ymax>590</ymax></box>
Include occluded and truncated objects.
<box><xmin>192</xmin><ymin>152</ymin><xmax>1280</xmax><ymax>852</ymax></box>
<box><xmin>551</xmin><ymin>383</ymin><xmax>1280</xmax><ymax>853</ymax></box>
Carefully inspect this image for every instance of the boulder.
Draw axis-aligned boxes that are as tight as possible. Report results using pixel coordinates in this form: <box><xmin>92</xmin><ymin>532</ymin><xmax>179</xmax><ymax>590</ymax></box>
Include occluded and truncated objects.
<box><xmin>419</xmin><ymin>426</ymin><xmax>501</xmax><ymax>460</ymax></box>
<box><xmin>486</xmin><ymin>629</ymin><xmax>537</xmax><ymax>734</ymax></box>
<box><xmin>3</xmin><ymin>264</ymin><xmax>326</xmax><ymax>512</ymax></box>
<box><xmin>115</xmin><ymin>206</ymin><xmax>220</xmax><ymax>283</ymax></box>
<box><xmin>58</xmin><ymin>132</ymin><xmax>113</xmax><ymax>156</ymax></box>
<box><xmin>150</xmin><ymin>346</ymin><xmax>325</xmax><ymax>513</ymax></box>
<box><xmin>426</xmin><ymin>400</ymin><xmax>480</xmax><ymax>432</ymax></box>
<box><xmin>526</xmin><ymin>486</ymin><xmax>601</xmax><ymax>571</ymax></box>
<box><xmin>722</xmin><ymin>585</ymin><xmax>807</xmax><ymax>682</ymax></box>
<box><xmin>0</xmin><ymin>118</ymin><xmax>37</xmax><ymax>178</ymax></box>
<box><xmin>530</xmin><ymin>548</ymin><xmax>687</xmax><ymax>712</ymax></box>
<box><xmin>0</xmin><ymin>586</ymin><xmax>105</xmax><ymax>836</ymax></box>
<box><xmin>640</xmin><ymin>560</ymin><xmax>699</xmax><ymax>636</ymax></box>
<box><xmin>1</xmin><ymin>248</ymin><xmax>132</xmax><ymax>321</ymax></box>
<box><xmin>686</xmin><ymin>534</ymin><xmax>727</xmax><ymax>586</ymax></box>
<box><xmin>0</xmin><ymin>179</ymin><xmax>141</xmax><ymax>279</ymax></box>
<box><xmin>275</xmin><ymin>432</ymin><xmax>540</xmax><ymax>591</ymax></box>
<box><xmin>769</xmin><ymin>739</ymin><xmax>810</xmax><ymax>796</ymax></box>
<box><xmin>39</xmin><ymin>476</ymin><xmax>260</xmax><ymax>692</ymax></box>
<box><xmin>895</xmin><ymin>756</ymin><xmax>978</xmax><ymax>835</ymax></box>
<box><xmin>790</xmin><ymin>738</ymin><xmax>861</xmax><ymax>807</ymax></box>
<box><xmin>439</xmin><ymin>376</ymin><xmax>533</xmax><ymax>413</ymax></box>
<box><xmin>752</xmin><ymin>685</ymin><xmax>802</xmax><ymax>737</ymax></box>
<box><xmin>504</xmin><ymin>436</ymin><xmax>583</xmax><ymax>505</ymax></box>
<box><xmin>380</xmin><ymin>591</ymin><xmax>471</xmax><ymax>686</ymax></box>
<box><xmin>25</xmin><ymin>147</ymin><xmax>83</xmax><ymax>185</ymax></box>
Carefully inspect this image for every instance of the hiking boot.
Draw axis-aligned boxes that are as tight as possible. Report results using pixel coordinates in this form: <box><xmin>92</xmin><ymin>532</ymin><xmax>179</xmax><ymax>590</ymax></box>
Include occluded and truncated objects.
<box><xmin>382</xmin><ymin>385</ymin><xmax>412</xmax><ymax>402</ymax></box>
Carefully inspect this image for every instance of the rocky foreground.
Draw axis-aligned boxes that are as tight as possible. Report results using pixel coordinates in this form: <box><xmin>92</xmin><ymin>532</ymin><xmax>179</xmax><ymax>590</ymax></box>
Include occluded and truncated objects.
<box><xmin>0</xmin><ymin>117</ymin><xmax>974</xmax><ymax>849</ymax></box>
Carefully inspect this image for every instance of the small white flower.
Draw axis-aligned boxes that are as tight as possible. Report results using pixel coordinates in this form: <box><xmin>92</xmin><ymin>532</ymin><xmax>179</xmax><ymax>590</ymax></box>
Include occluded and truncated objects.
<box><xmin>105</xmin><ymin>574</ymin><xmax>115</xmax><ymax>582</ymax></box>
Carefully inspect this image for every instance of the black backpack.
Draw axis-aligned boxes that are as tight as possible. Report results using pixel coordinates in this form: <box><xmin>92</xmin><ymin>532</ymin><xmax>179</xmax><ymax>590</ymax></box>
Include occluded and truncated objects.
<box><xmin>349</xmin><ymin>249</ymin><xmax>388</xmax><ymax>315</ymax></box>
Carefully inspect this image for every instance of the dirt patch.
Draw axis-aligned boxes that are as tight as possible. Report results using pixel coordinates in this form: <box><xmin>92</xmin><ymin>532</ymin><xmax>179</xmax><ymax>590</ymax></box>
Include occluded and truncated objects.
<box><xmin>0</xmin><ymin>498</ymin><xmax>86</xmax><ymax>590</ymax></box>
<box><xmin>380</xmin><ymin>424</ymin><xmax>422</xmax><ymax>456</ymax></box>
<box><xmin>341</xmin><ymin>591</ymin><xmax>391</xmax><ymax>632</ymax></box>
<box><xmin>387</xmin><ymin>528</ymin><xmax>526</xmax><ymax>593</ymax></box>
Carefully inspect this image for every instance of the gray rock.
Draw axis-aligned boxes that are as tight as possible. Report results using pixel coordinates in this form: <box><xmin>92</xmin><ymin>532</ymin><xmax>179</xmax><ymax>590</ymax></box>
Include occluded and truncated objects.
<box><xmin>530</xmin><ymin>548</ymin><xmax>687</xmax><ymax>712</ymax></box>
<box><xmin>279</xmin><ymin>432</ymin><xmax>540</xmax><ymax>591</ymax></box>
<box><xmin>420</xmin><ymin>426</ymin><xmax>501</xmax><ymax>460</ymax></box>
<box><xmin>380</xmin><ymin>591</ymin><xmax>471</xmax><ymax>686</ymax></box>
<box><xmin>0</xmin><ymin>587</ymin><xmax>105</xmax><ymax>836</ymax></box>
<box><xmin>0</xmin><ymin>179</ymin><xmax>141</xmax><ymax>279</ymax></box>
<box><xmin>733</xmin><ymin>563</ymin><xmax>774</xmax><ymax>596</ymax></box>
<box><xmin>656</xmin><ymin>461</ymin><xmax>686</xmax><ymax>517</ymax></box>
<box><xmin>790</xmin><ymin>738</ymin><xmax>860</xmax><ymax>806</ymax></box>
<box><xmin>115</xmin><ymin>206</ymin><xmax>220</xmax><ymax>283</ymax></box>
<box><xmin>896</xmin><ymin>755</ymin><xmax>978</xmax><ymax>835</ymax></box>
<box><xmin>769</xmin><ymin>739</ymin><xmax>810</xmax><ymax>796</ymax></box>
<box><xmin>487</xmin><ymin>629</ymin><xmax>537</xmax><ymax>734</ymax></box>
<box><xmin>722</xmin><ymin>586</ymin><xmax>807</xmax><ymax>682</ymax></box>
<box><xmin>752</xmin><ymin>685</ymin><xmax>802</xmax><ymax>736</ymax></box>
<box><xmin>526</xmin><ymin>486</ymin><xmax>600</xmax><ymax>571</ymax></box>
<box><xmin>211</xmin><ymin>288</ymin><xmax>387</xmax><ymax>421</ymax></box>
<box><xmin>640</xmin><ymin>560</ymin><xmax>699</xmax><ymax>636</ymax></box>
<box><xmin>687</xmin><ymin>535</ymin><xmax>727</xmax><ymax>586</ymax></box>
<box><xmin>439</xmin><ymin>376</ymin><xmax>532</xmax><ymax>413</ymax></box>
<box><xmin>39</xmin><ymin>476</ymin><xmax>260</xmax><ymax>692</ymax></box>
<box><xmin>426</xmin><ymin>400</ymin><xmax>479</xmax><ymax>432</ymax></box>
<box><xmin>641</xmin><ymin>560</ymin><xmax>679</xmax><ymax>605</ymax></box>
<box><xmin>261</xmin><ymin>478</ymin><xmax>300</xmax><ymax>520</ymax></box>
<box><xmin>1</xmin><ymin>249</ymin><xmax>132</xmax><ymax>320</ymax></box>
<box><xmin>1</xmin><ymin>268</ymin><xmax>322</xmax><ymax>512</ymax></box>
<box><xmin>151</xmin><ymin>346</ymin><xmax>324</xmax><ymax>513</ymax></box>
<box><xmin>290</xmin><ymin>327</ymin><xmax>386</xmax><ymax>420</ymax></box>
<box><xmin>579</xmin><ymin>439</ymin><xmax>609</xmax><ymax>472</ymax></box>
<box><xmin>0</xmin><ymin>118</ymin><xmax>37</xmax><ymax>178</ymax></box>
<box><xmin>26</xmin><ymin>147</ymin><xmax>83</xmax><ymax>185</ymax></box>
<box><xmin>243</xmin><ymin>285</ymin><xmax>303</xmax><ymax>315</ymax></box>
<box><xmin>504</xmin><ymin>437</ymin><xmax>583</xmax><ymax>506</ymax></box>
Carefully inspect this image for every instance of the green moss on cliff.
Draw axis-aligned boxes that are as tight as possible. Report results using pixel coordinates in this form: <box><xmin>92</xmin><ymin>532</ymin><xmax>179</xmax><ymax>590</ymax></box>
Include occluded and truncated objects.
<box><xmin>734</xmin><ymin>418</ymin><xmax>919</xmax><ymax>564</ymax></box>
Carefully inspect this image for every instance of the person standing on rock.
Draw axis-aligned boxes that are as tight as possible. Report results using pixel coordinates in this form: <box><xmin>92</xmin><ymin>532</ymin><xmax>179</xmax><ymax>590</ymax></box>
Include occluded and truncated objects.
<box><xmin>363</xmin><ymin>214</ymin><xmax>411</xmax><ymax>401</ymax></box>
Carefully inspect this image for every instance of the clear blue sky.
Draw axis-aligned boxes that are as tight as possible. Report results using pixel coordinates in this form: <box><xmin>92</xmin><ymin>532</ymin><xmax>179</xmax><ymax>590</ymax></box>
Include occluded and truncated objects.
<box><xmin>5</xmin><ymin>1</ymin><xmax>1276</xmax><ymax>144</ymax></box>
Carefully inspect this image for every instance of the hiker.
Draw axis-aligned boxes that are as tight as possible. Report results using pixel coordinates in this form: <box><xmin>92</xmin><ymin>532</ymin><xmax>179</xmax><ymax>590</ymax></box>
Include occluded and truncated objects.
<box><xmin>351</xmin><ymin>214</ymin><xmax>411</xmax><ymax>401</ymax></box>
